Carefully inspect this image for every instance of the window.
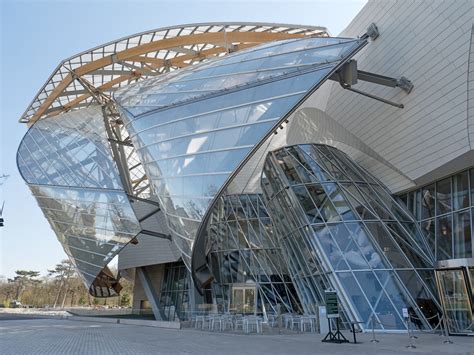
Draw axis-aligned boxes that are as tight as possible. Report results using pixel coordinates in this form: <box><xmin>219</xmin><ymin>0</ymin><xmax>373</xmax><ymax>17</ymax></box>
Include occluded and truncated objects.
<box><xmin>453</xmin><ymin>171</ymin><xmax>469</xmax><ymax>210</ymax></box>
<box><xmin>436</xmin><ymin>178</ymin><xmax>452</xmax><ymax>215</ymax></box>
<box><xmin>436</xmin><ymin>215</ymin><xmax>453</xmax><ymax>260</ymax></box>
<box><xmin>421</xmin><ymin>184</ymin><xmax>435</xmax><ymax>220</ymax></box>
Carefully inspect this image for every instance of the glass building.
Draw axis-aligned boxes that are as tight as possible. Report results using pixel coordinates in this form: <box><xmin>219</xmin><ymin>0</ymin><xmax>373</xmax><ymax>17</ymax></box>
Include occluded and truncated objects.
<box><xmin>15</xmin><ymin>7</ymin><xmax>474</xmax><ymax>336</ymax></box>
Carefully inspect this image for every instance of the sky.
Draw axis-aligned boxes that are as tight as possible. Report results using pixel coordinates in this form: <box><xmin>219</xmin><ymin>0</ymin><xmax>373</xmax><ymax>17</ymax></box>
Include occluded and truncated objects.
<box><xmin>0</xmin><ymin>0</ymin><xmax>367</xmax><ymax>279</ymax></box>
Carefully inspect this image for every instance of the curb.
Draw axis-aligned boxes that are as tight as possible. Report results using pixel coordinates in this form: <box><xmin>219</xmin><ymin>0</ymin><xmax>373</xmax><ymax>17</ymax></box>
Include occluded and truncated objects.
<box><xmin>69</xmin><ymin>316</ymin><xmax>181</xmax><ymax>329</ymax></box>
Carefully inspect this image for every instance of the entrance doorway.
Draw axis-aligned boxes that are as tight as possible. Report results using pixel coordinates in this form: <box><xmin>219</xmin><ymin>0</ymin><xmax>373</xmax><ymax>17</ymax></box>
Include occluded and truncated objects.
<box><xmin>232</xmin><ymin>285</ymin><xmax>256</xmax><ymax>314</ymax></box>
<box><xmin>435</xmin><ymin>261</ymin><xmax>474</xmax><ymax>335</ymax></box>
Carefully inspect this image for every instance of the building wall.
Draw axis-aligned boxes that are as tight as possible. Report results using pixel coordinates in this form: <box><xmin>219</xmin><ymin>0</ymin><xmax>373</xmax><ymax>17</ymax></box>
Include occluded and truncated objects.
<box><xmin>468</xmin><ymin>23</ymin><xmax>474</xmax><ymax>146</ymax></box>
<box><xmin>118</xmin><ymin>233</ymin><xmax>180</xmax><ymax>271</ymax></box>
<box><xmin>290</xmin><ymin>0</ymin><xmax>473</xmax><ymax>193</ymax></box>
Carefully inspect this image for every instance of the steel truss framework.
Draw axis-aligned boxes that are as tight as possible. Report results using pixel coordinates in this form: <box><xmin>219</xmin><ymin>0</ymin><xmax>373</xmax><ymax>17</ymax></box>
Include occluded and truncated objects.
<box><xmin>261</xmin><ymin>144</ymin><xmax>441</xmax><ymax>330</ymax></box>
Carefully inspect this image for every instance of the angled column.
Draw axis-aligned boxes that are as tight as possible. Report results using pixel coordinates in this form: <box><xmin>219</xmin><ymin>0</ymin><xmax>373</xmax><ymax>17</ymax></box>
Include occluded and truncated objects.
<box><xmin>136</xmin><ymin>267</ymin><xmax>166</xmax><ymax>321</ymax></box>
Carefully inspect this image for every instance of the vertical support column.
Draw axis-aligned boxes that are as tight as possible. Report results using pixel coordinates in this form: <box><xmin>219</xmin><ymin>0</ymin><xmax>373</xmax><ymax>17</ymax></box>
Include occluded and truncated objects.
<box><xmin>136</xmin><ymin>266</ymin><xmax>165</xmax><ymax>321</ymax></box>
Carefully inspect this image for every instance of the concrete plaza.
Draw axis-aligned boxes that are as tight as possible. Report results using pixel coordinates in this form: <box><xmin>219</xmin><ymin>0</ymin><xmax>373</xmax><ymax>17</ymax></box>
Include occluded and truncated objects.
<box><xmin>0</xmin><ymin>314</ymin><xmax>472</xmax><ymax>355</ymax></box>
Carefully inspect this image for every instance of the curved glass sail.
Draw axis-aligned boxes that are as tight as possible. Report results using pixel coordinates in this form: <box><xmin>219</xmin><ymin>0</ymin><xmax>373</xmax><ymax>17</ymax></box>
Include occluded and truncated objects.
<box><xmin>17</xmin><ymin>106</ymin><xmax>141</xmax><ymax>296</ymax></box>
<box><xmin>261</xmin><ymin>144</ymin><xmax>440</xmax><ymax>330</ymax></box>
<box><xmin>115</xmin><ymin>37</ymin><xmax>366</xmax><ymax>268</ymax></box>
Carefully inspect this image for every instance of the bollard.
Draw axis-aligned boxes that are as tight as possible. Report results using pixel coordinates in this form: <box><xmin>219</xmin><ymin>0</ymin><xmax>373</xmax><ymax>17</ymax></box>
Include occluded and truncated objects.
<box><xmin>405</xmin><ymin>318</ymin><xmax>416</xmax><ymax>349</ymax></box>
<box><xmin>370</xmin><ymin>314</ymin><xmax>379</xmax><ymax>343</ymax></box>
<box><xmin>441</xmin><ymin>315</ymin><xmax>453</xmax><ymax>344</ymax></box>
<box><xmin>276</xmin><ymin>304</ymin><xmax>281</xmax><ymax>335</ymax></box>
<box><xmin>408</xmin><ymin>314</ymin><xmax>418</xmax><ymax>339</ymax></box>
<box><xmin>437</xmin><ymin>314</ymin><xmax>444</xmax><ymax>336</ymax></box>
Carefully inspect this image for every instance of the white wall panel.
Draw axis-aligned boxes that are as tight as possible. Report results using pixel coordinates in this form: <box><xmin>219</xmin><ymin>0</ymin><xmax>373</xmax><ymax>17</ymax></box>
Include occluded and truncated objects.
<box><xmin>290</xmin><ymin>0</ymin><xmax>473</xmax><ymax>193</ymax></box>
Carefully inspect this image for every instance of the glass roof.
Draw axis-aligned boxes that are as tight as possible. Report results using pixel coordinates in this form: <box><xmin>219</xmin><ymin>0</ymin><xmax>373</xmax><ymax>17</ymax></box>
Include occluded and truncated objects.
<box><xmin>19</xmin><ymin>23</ymin><xmax>328</xmax><ymax>124</ymax></box>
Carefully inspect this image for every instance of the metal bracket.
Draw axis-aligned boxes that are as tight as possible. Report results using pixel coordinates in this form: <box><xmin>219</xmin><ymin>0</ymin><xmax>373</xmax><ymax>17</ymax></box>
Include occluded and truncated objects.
<box><xmin>366</xmin><ymin>23</ymin><xmax>379</xmax><ymax>40</ymax></box>
<box><xmin>329</xmin><ymin>59</ymin><xmax>413</xmax><ymax>108</ymax></box>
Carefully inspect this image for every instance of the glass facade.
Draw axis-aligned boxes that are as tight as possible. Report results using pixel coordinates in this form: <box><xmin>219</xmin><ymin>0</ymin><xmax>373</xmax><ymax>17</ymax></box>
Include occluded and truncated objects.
<box><xmin>261</xmin><ymin>144</ymin><xmax>440</xmax><ymax>330</ymax></box>
<box><xmin>399</xmin><ymin>168</ymin><xmax>474</xmax><ymax>261</ymax></box>
<box><xmin>17</xmin><ymin>106</ymin><xmax>142</xmax><ymax>296</ymax></box>
<box><xmin>159</xmin><ymin>261</ymin><xmax>190</xmax><ymax>321</ymax></box>
<box><xmin>206</xmin><ymin>194</ymin><xmax>301</xmax><ymax>315</ymax></box>
<box><xmin>115</xmin><ymin>37</ymin><xmax>366</xmax><ymax>269</ymax></box>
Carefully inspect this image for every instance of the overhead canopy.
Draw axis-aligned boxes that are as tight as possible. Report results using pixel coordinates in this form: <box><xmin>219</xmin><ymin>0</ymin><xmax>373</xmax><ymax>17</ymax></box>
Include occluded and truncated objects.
<box><xmin>19</xmin><ymin>23</ymin><xmax>328</xmax><ymax>125</ymax></box>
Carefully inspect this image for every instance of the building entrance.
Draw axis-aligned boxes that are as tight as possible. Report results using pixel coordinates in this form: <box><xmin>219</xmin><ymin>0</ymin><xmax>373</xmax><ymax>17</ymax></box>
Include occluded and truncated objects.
<box><xmin>436</xmin><ymin>259</ymin><xmax>474</xmax><ymax>335</ymax></box>
<box><xmin>232</xmin><ymin>285</ymin><xmax>256</xmax><ymax>314</ymax></box>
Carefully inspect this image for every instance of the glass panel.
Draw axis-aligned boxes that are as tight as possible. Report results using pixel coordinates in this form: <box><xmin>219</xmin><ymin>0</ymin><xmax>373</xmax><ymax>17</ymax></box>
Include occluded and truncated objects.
<box><xmin>244</xmin><ymin>288</ymin><xmax>256</xmax><ymax>314</ymax></box>
<box><xmin>18</xmin><ymin>106</ymin><xmax>123</xmax><ymax>190</ymax></box>
<box><xmin>436</xmin><ymin>177</ymin><xmax>452</xmax><ymax>215</ymax></box>
<box><xmin>437</xmin><ymin>269</ymin><xmax>473</xmax><ymax>333</ymax></box>
<box><xmin>453</xmin><ymin>171</ymin><xmax>469</xmax><ymax>211</ymax></box>
<box><xmin>436</xmin><ymin>215</ymin><xmax>453</xmax><ymax>260</ymax></box>
<box><xmin>421</xmin><ymin>219</ymin><xmax>436</xmax><ymax>257</ymax></box>
<box><xmin>364</xmin><ymin>222</ymin><xmax>407</xmax><ymax>268</ymax></box>
<box><xmin>337</xmin><ymin>272</ymin><xmax>376</xmax><ymax>328</ymax></box>
<box><xmin>453</xmin><ymin>210</ymin><xmax>472</xmax><ymax>258</ymax></box>
<box><xmin>354</xmin><ymin>271</ymin><xmax>405</xmax><ymax>329</ymax></box>
<box><xmin>421</xmin><ymin>184</ymin><xmax>435</xmax><ymax>220</ymax></box>
<box><xmin>470</xmin><ymin>169</ymin><xmax>474</xmax><ymax>206</ymax></box>
<box><xmin>307</xmin><ymin>183</ymin><xmax>340</xmax><ymax>222</ymax></box>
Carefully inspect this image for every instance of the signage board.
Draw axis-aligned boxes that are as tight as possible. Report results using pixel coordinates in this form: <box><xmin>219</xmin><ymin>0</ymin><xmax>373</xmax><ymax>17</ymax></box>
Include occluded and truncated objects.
<box><xmin>325</xmin><ymin>290</ymin><xmax>339</xmax><ymax>318</ymax></box>
<box><xmin>402</xmin><ymin>307</ymin><xmax>409</xmax><ymax>318</ymax></box>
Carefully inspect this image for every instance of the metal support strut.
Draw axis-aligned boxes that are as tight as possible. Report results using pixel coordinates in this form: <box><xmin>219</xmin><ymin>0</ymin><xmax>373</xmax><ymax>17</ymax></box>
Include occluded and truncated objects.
<box><xmin>330</xmin><ymin>23</ymin><xmax>413</xmax><ymax>108</ymax></box>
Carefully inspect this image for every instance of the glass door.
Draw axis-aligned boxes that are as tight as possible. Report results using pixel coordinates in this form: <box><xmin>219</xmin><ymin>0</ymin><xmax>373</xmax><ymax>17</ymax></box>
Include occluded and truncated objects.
<box><xmin>436</xmin><ymin>268</ymin><xmax>474</xmax><ymax>334</ymax></box>
<box><xmin>232</xmin><ymin>285</ymin><xmax>256</xmax><ymax>314</ymax></box>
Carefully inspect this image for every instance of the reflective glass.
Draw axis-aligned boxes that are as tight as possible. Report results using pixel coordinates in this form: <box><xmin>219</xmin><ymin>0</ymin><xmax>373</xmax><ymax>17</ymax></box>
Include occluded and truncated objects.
<box><xmin>29</xmin><ymin>184</ymin><xmax>141</xmax><ymax>291</ymax></box>
<box><xmin>436</xmin><ymin>177</ymin><xmax>452</xmax><ymax>215</ymax></box>
<box><xmin>436</xmin><ymin>215</ymin><xmax>453</xmax><ymax>260</ymax></box>
<box><xmin>453</xmin><ymin>171</ymin><xmax>469</xmax><ymax>210</ymax></box>
<box><xmin>453</xmin><ymin>210</ymin><xmax>471</xmax><ymax>258</ymax></box>
<box><xmin>17</xmin><ymin>106</ymin><xmax>123</xmax><ymax>190</ymax></box>
<box><xmin>421</xmin><ymin>184</ymin><xmax>436</xmax><ymax>220</ymax></box>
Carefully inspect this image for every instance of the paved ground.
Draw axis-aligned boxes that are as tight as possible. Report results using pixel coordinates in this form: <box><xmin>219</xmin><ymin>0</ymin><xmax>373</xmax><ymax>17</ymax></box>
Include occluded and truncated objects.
<box><xmin>0</xmin><ymin>315</ymin><xmax>472</xmax><ymax>355</ymax></box>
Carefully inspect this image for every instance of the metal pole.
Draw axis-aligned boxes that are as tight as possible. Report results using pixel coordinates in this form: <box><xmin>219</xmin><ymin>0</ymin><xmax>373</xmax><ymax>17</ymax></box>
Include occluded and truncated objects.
<box><xmin>405</xmin><ymin>318</ymin><xmax>416</xmax><ymax>349</ymax></box>
<box><xmin>442</xmin><ymin>314</ymin><xmax>453</xmax><ymax>344</ymax></box>
<box><xmin>370</xmin><ymin>314</ymin><xmax>379</xmax><ymax>343</ymax></box>
<box><xmin>408</xmin><ymin>314</ymin><xmax>418</xmax><ymax>339</ymax></box>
